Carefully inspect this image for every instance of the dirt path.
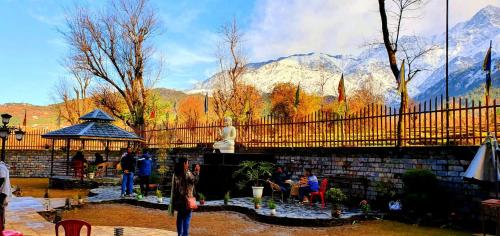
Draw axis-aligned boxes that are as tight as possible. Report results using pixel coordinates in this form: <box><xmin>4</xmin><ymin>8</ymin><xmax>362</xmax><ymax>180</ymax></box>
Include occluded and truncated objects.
<box><xmin>62</xmin><ymin>204</ymin><xmax>469</xmax><ymax>236</ymax></box>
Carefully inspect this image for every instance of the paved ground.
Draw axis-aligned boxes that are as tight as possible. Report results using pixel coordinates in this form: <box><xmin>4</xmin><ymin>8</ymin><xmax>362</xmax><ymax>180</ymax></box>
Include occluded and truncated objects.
<box><xmin>5</xmin><ymin>196</ymin><xmax>177</xmax><ymax>236</ymax></box>
<box><xmin>89</xmin><ymin>186</ymin><xmax>365</xmax><ymax>220</ymax></box>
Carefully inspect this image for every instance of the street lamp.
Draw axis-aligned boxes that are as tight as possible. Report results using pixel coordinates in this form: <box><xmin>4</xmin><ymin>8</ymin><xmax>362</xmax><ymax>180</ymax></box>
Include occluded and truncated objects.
<box><xmin>0</xmin><ymin>113</ymin><xmax>24</xmax><ymax>162</ymax></box>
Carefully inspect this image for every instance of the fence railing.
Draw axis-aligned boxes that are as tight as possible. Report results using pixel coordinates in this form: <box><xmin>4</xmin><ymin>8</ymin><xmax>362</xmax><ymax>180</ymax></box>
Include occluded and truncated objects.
<box><xmin>144</xmin><ymin>96</ymin><xmax>500</xmax><ymax>148</ymax></box>
<box><xmin>4</xmin><ymin>96</ymin><xmax>500</xmax><ymax>150</ymax></box>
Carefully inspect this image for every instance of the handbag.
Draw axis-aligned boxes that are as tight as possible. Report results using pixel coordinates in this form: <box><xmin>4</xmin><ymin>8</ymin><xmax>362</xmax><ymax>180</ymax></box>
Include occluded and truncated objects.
<box><xmin>186</xmin><ymin>184</ymin><xmax>198</xmax><ymax>210</ymax></box>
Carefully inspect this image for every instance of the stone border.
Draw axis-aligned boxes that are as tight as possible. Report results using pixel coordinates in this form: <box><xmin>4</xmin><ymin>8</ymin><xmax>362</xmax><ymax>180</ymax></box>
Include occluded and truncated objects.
<box><xmin>78</xmin><ymin>198</ymin><xmax>380</xmax><ymax>227</ymax></box>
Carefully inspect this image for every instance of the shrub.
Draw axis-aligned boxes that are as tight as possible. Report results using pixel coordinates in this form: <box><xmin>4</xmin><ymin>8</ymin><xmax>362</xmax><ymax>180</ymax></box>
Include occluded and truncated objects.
<box><xmin>402</xmin><ymin>169</ymin><xmax>438</xmax><ymax>216</ymax></box>
<box><xmin>326</xmin><ymin>188</ymin><xmax>347</xmax><ymax>207</ymax></box>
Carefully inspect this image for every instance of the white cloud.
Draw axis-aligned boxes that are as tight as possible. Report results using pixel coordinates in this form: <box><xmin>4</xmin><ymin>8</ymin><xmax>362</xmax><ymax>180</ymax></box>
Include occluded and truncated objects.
<box><xmin>247</xmin><ymin>0</ymin><xmax>499</xmax><ymax>61</ymax></box>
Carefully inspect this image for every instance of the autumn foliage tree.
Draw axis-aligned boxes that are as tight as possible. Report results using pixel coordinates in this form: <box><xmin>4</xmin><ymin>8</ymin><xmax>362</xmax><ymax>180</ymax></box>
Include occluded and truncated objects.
<box><xmin>178</xmin><ymin>95</ymin><xmax>205</xmax><ymax>126</ymax></box>
<box><xmin>270</xmin><ymin>82</ymin><xmax>321</xmax><ymax>120</ymax></box>
<box><xmin>63</xmin><ymin>0</ymin><xmax>161</xmax><ymax>136</ymax></box>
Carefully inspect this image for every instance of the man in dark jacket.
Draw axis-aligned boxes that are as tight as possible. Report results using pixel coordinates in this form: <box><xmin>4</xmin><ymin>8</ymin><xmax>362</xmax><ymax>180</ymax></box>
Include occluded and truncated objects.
<box><xmin>120</xmin><ymin>147</ymin><xmax>136</xmax><ymax>197</ymax></box>
<box><xmin>137</xmin><ymin>148</ymin><xmax>153</xmax><ymax>196</ymax></box>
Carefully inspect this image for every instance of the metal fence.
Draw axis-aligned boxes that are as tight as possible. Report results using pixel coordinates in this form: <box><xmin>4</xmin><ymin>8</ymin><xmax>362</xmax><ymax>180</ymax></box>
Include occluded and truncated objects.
<box><xmin>144</xmin><ymin>96</ymin><xmax>500</xmax><ymax>148</ymax></box>
<box><xmin>5</xmin><ymin>95</ymin><xmax>500</xmax><ymax>150</ymax></box>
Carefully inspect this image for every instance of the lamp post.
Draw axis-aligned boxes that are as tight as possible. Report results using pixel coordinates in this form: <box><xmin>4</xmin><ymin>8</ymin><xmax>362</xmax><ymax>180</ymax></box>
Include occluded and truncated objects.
<box><xmin>0</xmin><ymin>113</ymin><xmax>25</xmax><ymax>162</ymax></box>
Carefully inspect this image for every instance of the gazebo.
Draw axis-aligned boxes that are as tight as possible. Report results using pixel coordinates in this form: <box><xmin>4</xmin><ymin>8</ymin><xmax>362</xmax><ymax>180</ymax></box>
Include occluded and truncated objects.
<box><xmin>42</xmin><ymin>109</ymin><xmax>143</xmax><ymax>177</ymax></box>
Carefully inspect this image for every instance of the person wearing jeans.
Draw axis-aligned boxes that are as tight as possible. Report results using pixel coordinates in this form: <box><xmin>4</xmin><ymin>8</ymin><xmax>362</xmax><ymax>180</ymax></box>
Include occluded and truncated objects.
<box><xmin>172</xmin><ymin>158</ymin><xmax>200</xmax><ymax>236</ymax></box>
<box><xmin>120</xmin><ymin>147</ymin><xmax>136</xmax><ymax>197</ymax></box>
<box><xmin>137</xmin><ymin>149</ymin><xmax>152</xmax><ymax>196</ymax></box>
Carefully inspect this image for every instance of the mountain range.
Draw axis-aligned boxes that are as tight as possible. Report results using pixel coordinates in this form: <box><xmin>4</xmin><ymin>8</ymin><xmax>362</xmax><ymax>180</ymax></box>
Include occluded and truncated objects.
<box><xmin>190</xmin><ymin>5</ymin><xmax>500</xmax><ymax>105</ymax></box>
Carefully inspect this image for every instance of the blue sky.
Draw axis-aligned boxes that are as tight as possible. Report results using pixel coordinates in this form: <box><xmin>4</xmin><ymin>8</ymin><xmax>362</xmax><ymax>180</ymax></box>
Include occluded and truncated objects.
<box><xmin>0</xmin><ymin>0</ymin><xmax>497</xmax><ymax>105</ymax></box>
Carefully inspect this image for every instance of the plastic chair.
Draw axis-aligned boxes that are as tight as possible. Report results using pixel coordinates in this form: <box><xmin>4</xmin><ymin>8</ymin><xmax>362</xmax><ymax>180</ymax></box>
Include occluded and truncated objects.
<box><xmin>310</xmin><ymin>178</ymin><xmax>328</xmax><ymax>208</ymax></box>
<box><xmin>72</xmin><ymin>161</ymin><xmax>85</xmax><ymax>179</ymax></box>
<box><xmin>267</xmin><ymin>180</ymin><xmax>284</xmax><ymax>202</ymax></box>
<box><xmin>2</xmin><ymin>230</ymin><xmax>24</xmax><ymax>236</ymax></box>
<box><xmin>55</xmin><ymin>219</ymin><xmax>91</xmax><ymax>236</ymax></box>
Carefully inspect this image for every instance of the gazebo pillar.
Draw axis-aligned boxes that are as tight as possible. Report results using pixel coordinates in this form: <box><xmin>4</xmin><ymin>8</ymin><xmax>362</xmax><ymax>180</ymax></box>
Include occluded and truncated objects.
<box><xmin>65</xmin><ymin>139</ymin><xmax>70</xmax><ymax>176</ymax></box>
<box><xmin>50</xmin><ymin>139</ymin><xmax>55</xmax><ymax>177</ymax></box>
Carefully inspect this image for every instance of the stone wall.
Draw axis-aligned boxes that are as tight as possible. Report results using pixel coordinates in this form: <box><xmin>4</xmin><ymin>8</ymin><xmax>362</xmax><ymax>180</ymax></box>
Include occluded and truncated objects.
<box><xmin>164</xmin><ymin>146</ymin><xmax>484</xmax><ymax>218</ymax></box>
<box><xmin>6</xmin><ymin>150</ymin><xmax>123</xmax><ymax>177</ymax></box>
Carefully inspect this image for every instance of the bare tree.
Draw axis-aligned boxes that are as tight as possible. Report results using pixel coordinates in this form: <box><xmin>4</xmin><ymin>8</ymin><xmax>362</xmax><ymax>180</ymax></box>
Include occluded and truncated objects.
<box><xmin>316</xmin><ymin>61</ymin><xmax>330</xmax><ymax>96</ymax></box>
<box><xmin>62</xmin><ymin>0</ymin><xmax>161</xmax><ymax>136</ymax></box>
<box><xmin>54</xmin><ymin>67</ymin><xmax>93</xmax><ymax>125</ymax></box>
<box><xmin>377</xmin><ymin>0</ymin><xmax>426</xmax><ymax>146</ymax></box>
<box><xmin>212</xmin><ymin>18</ymin><xmax>247</xmax><ymax>120</ymax></box>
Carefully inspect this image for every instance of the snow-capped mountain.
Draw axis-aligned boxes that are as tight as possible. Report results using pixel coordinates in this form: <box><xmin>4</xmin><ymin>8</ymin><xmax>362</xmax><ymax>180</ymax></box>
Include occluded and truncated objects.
<box><xmin>190</xmin><ymin>5</ymin><xmax>500</xmax><ymax>104</ymax></box>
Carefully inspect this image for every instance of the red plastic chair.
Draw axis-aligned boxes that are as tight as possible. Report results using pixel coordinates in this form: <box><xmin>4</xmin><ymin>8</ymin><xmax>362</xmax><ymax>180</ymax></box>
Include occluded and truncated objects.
<box><xmin>310</xmin><ymin>178</ymin><xmax>328</xmax><ymax>208</ymax></box>
<box><xmin>55</xmin><ymin>219</ymin><xmax>91</xmax><ymax>236</ymax></box>
<box><xmin>72</xmin><ymin>161</ymin><xmax>84</xmax><ymax>179</ymax></box>
<box><xmin>2</xmin><ymin>230</ymin><xmax>24</xmax><ymax>236</ymax></box>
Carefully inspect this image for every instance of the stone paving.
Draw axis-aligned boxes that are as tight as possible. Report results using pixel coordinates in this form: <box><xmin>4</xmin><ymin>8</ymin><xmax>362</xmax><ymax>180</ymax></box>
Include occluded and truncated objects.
<box><xmin>5</xmin><ymin>196</ymin><xmax>176</xmax><ymax>236</ymax></box>
<box><xmin>89</xmin><ymin>186</ymin><xmax>365</xmax><ymax>220</ymax></box>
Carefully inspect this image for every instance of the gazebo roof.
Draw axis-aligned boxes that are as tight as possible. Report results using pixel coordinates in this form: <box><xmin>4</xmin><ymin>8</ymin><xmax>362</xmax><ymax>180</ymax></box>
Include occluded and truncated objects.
<box><xmin>42</xmin><ymin>109</ymin><xmax>142</xmax><ymax>141</ymax></box>
<box><xmin>79</xmin><ymin>109</ymin><xmax>115</xmax><ymax>122</ymax></box>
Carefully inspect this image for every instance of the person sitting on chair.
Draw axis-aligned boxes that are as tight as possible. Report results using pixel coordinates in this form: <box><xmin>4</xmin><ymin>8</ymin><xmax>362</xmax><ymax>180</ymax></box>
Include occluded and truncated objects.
<box><xmin>270</xmin><ymin>166</ymin><xmax>291</xmax><ymax>200</ymax></box>
<box><xmin>298</xmin><ymin>168</ymin><xmax>319</xmax><ymax>203</ymax></box>
<box><xmin>94</xmin><ymin>153</ymin><xmax>104</xmax><ymax>165</ymax></box>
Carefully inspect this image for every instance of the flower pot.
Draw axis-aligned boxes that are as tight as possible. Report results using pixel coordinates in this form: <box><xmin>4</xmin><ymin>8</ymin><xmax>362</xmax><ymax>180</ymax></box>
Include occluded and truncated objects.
<box><xmin>270</xmin><ymin>209</ymin><xmax>276</xmax><ymax>216</ymax></box>
<box><xmin>332</xmin><ymin>209</ymin><xmax>341</xmax><ymax>218</ymax></box>
<box><xmin>224</xmin><ymin>200</ymin><xmax>229</xmax><ymax>205</ymax></box>
<box><xmin>157</xmin><ymin>197</ymin><xmax>163</xmax><ymax>203</ymax></box>
<box><xmin>137</xmin><ymin>195</ymin><xmax>143</xmax><ymax>200</ymax></box>
<box><xmin>254</xmin><ymin>204</ymin><xmax>260</xmax><ymax>209</ymax></box>
<box><xmin>200</xmin><ymin>200</ymin><xmax>205</xmax><ymax>205</ymax></box>
<box><xmin>88</xmin><ymin>173</ymin><xmax>95</xmax><ymax>179</ymax></box>
<box><xmin>252</xmin><ymin>186</ymin><xmax>264</xmax><ymax>198</ymax></box>
<box><xmin>149</xmin><ymin>184</ymin><xmax>159</xmax><ymax>189</ymax></box>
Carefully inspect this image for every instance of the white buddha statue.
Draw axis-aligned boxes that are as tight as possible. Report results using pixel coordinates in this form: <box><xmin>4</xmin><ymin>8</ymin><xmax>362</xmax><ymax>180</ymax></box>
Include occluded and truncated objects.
<box><xmin>213</xmin><ymin>117</ymin><xmax>237</xmax><ymax>153</ymax></box>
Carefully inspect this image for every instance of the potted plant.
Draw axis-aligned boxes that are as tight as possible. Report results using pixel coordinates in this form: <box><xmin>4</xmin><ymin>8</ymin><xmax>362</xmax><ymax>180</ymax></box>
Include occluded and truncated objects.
<box><xmin>77</xmin><ymin>194</ymin><xmax>84</xmax><ymax>204</ymax></box>
<box><xmin>86</xmin><ymin>164</ymin><xmax>97</xmax><ymax>179</ymax></box>
<box><xmin>156</xmin><ymin>189</ymin><xmax>163</xmax><ymax>203</ymax></box>
<box><xmin>135</xmin><ymin>188</ymin><xmax>143</xmax><ymax>200</ymax></box>
<box><xmin>199</xmin><ymin>193</ymin><xmax>206</xmax><ymax>206</ymax></box>
<box><xmin>233</xmin><ymin>161</ymin><xmax>274</xmax><ymax>198</ymax></box>
<box><xmin>224</xmin><ymin>191</ymin><xmax>230</xmax><ymax>205</ymax></box>
<box><xmin>326</xmin><ymin>188</ymin><xmax>347</xmax><ymax>218</ymax></box>
<box><xmin>267</xmin><ymin>199</ymin><xmax>277</xmax><ymax>216</ymax></box>
<box><xmin>252</xmin><ymin>197</ymin><xmax>261</xmax><ymax>209</ymax></box>
<box><xmin>359</xmin><ymin>200</ymin><xmax>371</xmax><ymax>217</ymax></box>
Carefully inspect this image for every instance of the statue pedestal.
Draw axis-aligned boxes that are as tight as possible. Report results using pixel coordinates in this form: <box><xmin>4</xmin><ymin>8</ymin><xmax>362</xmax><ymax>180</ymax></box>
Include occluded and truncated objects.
<box><xmin>197</xmin><ymin>153</ymin><xmax>275</xmax><ymax>199</ymax></box>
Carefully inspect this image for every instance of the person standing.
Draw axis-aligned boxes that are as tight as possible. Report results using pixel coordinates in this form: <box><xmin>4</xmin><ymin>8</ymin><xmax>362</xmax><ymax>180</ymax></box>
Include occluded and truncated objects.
<box><xmin>137</xmin><ymin>148</ymin><xmax>152</xmax><ymax>196</ymax></box>
<box><xmin>120</xmin><ymin>147</ymin><xmax>136</xmax><ymax>197</ymax></box>
<box><xmin>0</xmin><ymin>161</ymin><xmax>11</xmax><ymax>231</ymax></box>
<box><xmin>172</xmin><ymin>158</ymin><xmax>200</xmax><ymax>236</ymax></box>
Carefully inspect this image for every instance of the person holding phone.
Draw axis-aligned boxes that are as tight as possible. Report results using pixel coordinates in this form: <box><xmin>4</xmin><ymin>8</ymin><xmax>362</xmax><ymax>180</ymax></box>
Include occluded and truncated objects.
<box><xmin>172</xmin><ymin>158</ymin><xmax>200</xmax><ymax>236</ymax></box>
